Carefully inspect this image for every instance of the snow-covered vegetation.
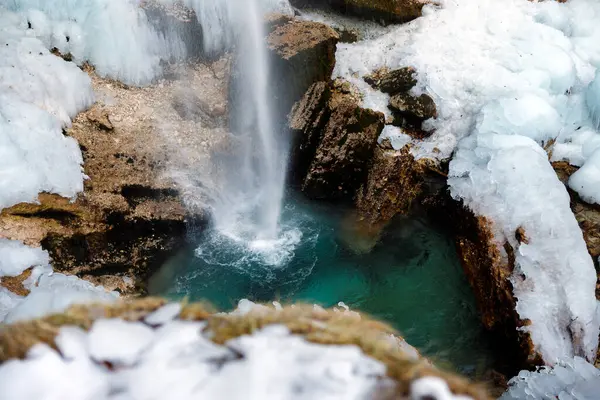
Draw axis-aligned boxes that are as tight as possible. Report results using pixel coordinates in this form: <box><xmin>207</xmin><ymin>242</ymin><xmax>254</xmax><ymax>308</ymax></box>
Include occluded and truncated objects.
<box><xmin>0</xmin><ymin>299</ymin><xmax>484</xmax><ymax>400</ymax></box>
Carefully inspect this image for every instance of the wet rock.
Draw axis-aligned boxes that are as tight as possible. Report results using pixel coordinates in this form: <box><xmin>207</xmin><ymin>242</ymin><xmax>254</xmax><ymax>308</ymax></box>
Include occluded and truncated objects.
<box><xmin>302</xmin><ymin>86</ymin><xmax>385</xmax><ymax>200</ymax></box>
<box><xmin>364</xmin><ymin>67</ymin><xmax>417</xmax><ymax>94</ymax></box>
<box><xmin>424</xmin><ymin>195</ymin><xmax>542</xmax><ymax>370</ymax></box>
<box><xmin>389</xmin><ymin>92</ymin><xmax>437</xmax><ymax>122</ymax></box>
<box><xmin>356</xmin><ymin>146</ymin><xmax>426</xmax><ymax>227</ymax></box>
<box><xmin>267</xmin><ymin>17</ymin><xmax>339</xmax><ymax>126</ymax></box>
<box><xmin>289</xmin><ymin>0</ymin><xmax>430</xmax><ymax>24</ymax></box>
<box><xmin>288</xmin><ymin>81</ymin><xmax>332</xmax><ymax>184</ymax></box>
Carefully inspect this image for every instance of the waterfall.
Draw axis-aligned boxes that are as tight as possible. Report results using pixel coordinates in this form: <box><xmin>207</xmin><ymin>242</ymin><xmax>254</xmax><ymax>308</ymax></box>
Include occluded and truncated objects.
<box><xmin>176</xmin><ymin>0</ymin><xmax>297</xmax><ymax>262</ymax></box>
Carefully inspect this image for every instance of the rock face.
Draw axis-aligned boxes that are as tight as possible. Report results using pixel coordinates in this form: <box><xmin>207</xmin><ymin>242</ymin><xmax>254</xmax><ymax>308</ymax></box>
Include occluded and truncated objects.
<box><xmin>289</xmin><ymin>80</ymin><xmax>385</xmax><ymax>200</ymax></box>
<box><xmin>289</xmin><ymin>0</ymin><xmax>429</xmax><ymax>24</ymax></box>
<box><xmin>288</xmin><ymin>82</ymin><xmax>332</xmax><ymax>183</ymax></box>
<box><xmin>0</xmin><ymin>59</ymin><xmax>231</xmax><ymax>295</ymax></box>
<box><xmin>425</xmin><ymin>196</ymin><xmax>541</xmax><ymax>370</ymax></box>
<box><xmin>356</xmin><ymin>146</ymin><xmax>440</xmax><ymax>227</ymax></box>
<box><xmin>267</xmin><ymin>17</ymin><xmax>339</xmax><ymax>129</ymax></box>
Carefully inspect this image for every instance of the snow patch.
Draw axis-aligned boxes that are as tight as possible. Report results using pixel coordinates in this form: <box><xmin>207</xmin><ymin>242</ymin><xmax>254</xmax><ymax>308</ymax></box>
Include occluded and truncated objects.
<box><xmin>3</xmin><ymin>266</ymin><xmax>119</xmax><ymax>324</ymax></box>
<box><xmin>89</xmin><ymin>319</ymin><xmax>156</xmax><ymax>366</ymax></box>
<box><xmin>0</xmin><ymin>239</ymin><xmax>49</xmax><ymax>277</ymax></box>
<box><xmin>0</xmin><ymin>323</ymin><xmax>392</xmax><ymax>399</ymax></box>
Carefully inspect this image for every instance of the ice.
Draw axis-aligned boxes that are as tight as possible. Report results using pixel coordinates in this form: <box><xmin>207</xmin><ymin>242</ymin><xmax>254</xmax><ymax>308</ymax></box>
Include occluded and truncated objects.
<box><xmin>449</xmin><ymin>133</ymin><xmax>599</xmax><ymax>364</ymax></box>
<box><xmin>378</xmin><ymin>125</ymin><xmax>413</xmax><ymax>151</ymax></box>
<box><xmin>0</xmin><ymin>320</ymin><xmax>392</xmax><ymax>400</ymax></box>
<box><xmin>476</xmin><ymin>95</ymin><xmax>561</xmax><ymax>143</ymax></box>
<box><xmin>500</xmin><ymin>357</ymin><xmax>600</xmax><ymax>400</ymax></box>
<box><xmin>0</xmin><ymin>239</ymin><xmax>49</xmax><ymax>277</ymax></box>
<box><xmin>4</xmin><ymin>0</ymin><xmax>186</xmax><ymax>85</ymax></box>
<box><xmin>569</xmin><ymin>148</ymin><xmax>600</xmax><ymax>205</ymax></box>
<box><xmin>587</xmin><ymin>70</ymin><xmax>600</xmax><ymax>130</ymax></box>
<box><xmin>1</xmin><ymin>9</ymin><xmax>92</xmax><ymax>209</ymax></box>
<box><xmin>88</xmin><ymin>319</ymin><xmax>156</xmax><ymax>366</ymax></box>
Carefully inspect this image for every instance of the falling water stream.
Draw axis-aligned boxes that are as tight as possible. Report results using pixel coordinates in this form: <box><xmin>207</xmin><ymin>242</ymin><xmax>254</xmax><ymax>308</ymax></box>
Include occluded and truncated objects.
<box><xmin>191</xmin><ymin>0</ymin><xmax>288</xmax><ymax>243</ymax></box>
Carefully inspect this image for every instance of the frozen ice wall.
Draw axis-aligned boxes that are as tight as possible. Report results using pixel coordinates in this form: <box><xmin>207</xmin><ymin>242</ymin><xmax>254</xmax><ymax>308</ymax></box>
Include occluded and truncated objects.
<box><xmin>0</xmin><ymin>9</ymin><xmax>92</xmax><ymax>209</ymax></box>
<box><xmin>333</xmin><ymin>0</ymin><xmax>600</xmax><ymax>364</ymax></box>
<box><xmin>2</xmin><ymin>0</ymin><xmax>185</xmax><ymax>85</ymax></box>
<box><xmin>501</xmin><ymin>357</ymin><xmax>600</xmax><ymax>400</ymax></box>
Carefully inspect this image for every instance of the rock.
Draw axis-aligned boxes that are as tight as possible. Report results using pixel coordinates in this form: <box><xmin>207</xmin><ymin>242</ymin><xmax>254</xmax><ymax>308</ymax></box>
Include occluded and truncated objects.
<box><xmin>264</xmin><ymin>13</ymin><xmax>294</xmax><ymax>32</ymax></box>
<box><xmin>364</xmin><ymin>67</ymin><xmax>417</xmax><ymax>94</ymax></box>
<box><xmin>389</xmin><ymin>92</ymin><xmax>437</xmax><ymax>121</ymax></box>
<box><xmin>0</xmin><ymin>61</ymin><xmax>228</xmax><ymax>296</ymax></box>
<box><xmin>424</xmin><ymin>195</ymin><xmax>542</xmax><ymax>370</ymax></box>
<box><xmin>289</xmin><ymin>0</ymin><xmax>430</xmax><ymax>24</ymax></box>
<box><xmin>334</xmin><ymin>27</ymin><xmax>359</xmax><ymax>43</ymax></box>
<box><xmin>288</xmin><ymin>81</ymin><xmax>332</xmax><ymax>183</ymax></box>
<box><xmin>356</xmin><ymin>146</ymin><xmax>426</xmax><ymax>227</ymax></box>
<box><xmin>267</xmin><ymin>17</ymin><xmax>339</xmax><ymax>127</ymax></box>
<box><xmin>171</xmin><ymin>89</ymin><xmax>225</xmax><ymax>128</ymax></box>
<box><xmin>0</xmin><ymin>268</ymin><xmax>32</xmax><ymax>296</ymax></box>
<box><xmin>86</xmin><ymin>108</ymin><xmax>113</xmax><ymax>131</ymax></box>
<box><xmin>142</xmin><ymin>0</ymin><xmax>205</xmax><ymax>59</ymax></box>
<box><xmin>302</xmin><ymin>86</ymin><xmax>385</xmax><ymax>200</ymax></box>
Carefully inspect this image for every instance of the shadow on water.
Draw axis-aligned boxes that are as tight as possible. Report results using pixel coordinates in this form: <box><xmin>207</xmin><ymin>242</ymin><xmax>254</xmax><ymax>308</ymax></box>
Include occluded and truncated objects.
<box><xmin>149</xmin><ymin>192</ymin><xmax>499</xmax><ymax>377</ymax></box>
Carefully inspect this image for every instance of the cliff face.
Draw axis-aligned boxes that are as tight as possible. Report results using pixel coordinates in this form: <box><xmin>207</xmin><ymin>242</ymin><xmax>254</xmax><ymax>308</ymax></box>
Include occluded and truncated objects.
<box><xmin>0</xmin><ymin>60</ymin><xmax>231</xmax><ymax>295</ymax></box>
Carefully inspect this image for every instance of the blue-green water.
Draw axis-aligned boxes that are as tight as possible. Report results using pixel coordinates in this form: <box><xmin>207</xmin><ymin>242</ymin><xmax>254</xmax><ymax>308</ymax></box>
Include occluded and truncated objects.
<box><xmin>150</xmin><ymin>195</ymin><xmax>497</xmax><ymax>375</ymax></box>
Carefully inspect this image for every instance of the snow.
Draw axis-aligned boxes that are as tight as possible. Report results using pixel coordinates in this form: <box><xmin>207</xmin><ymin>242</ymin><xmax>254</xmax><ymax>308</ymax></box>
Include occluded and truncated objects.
<box><xmin>410</xmin><ymin>377</ymin><xmax>472</xmax><ymax>400</ymax></box>
<box><xmin>334</xmin><ymin>0</ymin><xmax>600</xmax><ymax>364</ymax></box>
<box><xmin>0</xmin><ymin>239</ymin><xmax>49</xmax><ymax>277</ymax></box>
<box><xmin>588</xmin><ymin>71</ymin><xmax>600</xmax><ymax>129</ymax></box>
<box><xmin>0</xmin><ymin>321</ymin><xmax>396</xmax><ymax>400</ymax></box>
<box><xmin>569</xmin><ymin>148</ymin><xmax>600</xmax><ymax>204</ymax></box>
<box><xmin>89</xmin><ymin>319</ymin><xmax>156</xmax><ymax>366</ymax></box>
<box><xmin>0</xmin><ymin>8</ymin><xmax>92</xmax><ymax>209</ymax></box>
<box><xmin>144</xmin><ymin>302</ymin><xmax>182</xmax><ymax>325</ymax></box>
<box><xmin>2</xmin><ymin>265</ymin><xmax>119</xmax><ymax>324</ymax></box>
<box><xmin>500</xmin><ymin>357</ymin><xmax>600</xmax><ymax>400</ymax></box>
<box><xmin>449</xmin><ymin>133</ymin><xmax>599</xmax><ymax>364</ymax></box>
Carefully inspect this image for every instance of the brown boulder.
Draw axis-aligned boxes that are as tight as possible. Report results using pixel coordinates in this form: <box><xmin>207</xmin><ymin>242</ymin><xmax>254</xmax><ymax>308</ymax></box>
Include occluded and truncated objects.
<box><xmin>389</xmin><ymin>92</ymin><xmax>437</xmax><ymax>121</ymax></box>
<box><xmin>290</xmin><ymin>0</ymin><xmax>430</xmax><ymax>24</ymax></box>
<box><xmin>355</xmin><ymin>145</ymin><xmax>443</xmax><ymax>227</ymax></box>
<box><xmin>299</xmin><ymin>83</ymin><xmax>385</xmax><ymax>200</ymax></box>
<box><xmin>288</xmin><ymin>81</ymin><xmax>332</xmax><ymax>183</ymax></box>
<box><xmin>364</xmin><ymin>67</ymin><xmax>417</xmax><ymax>94</ymax></box>
<box><xmin>267</xmin><ymin>17</ymin><xmax>339</xmax><ymax>124</ymax></box>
